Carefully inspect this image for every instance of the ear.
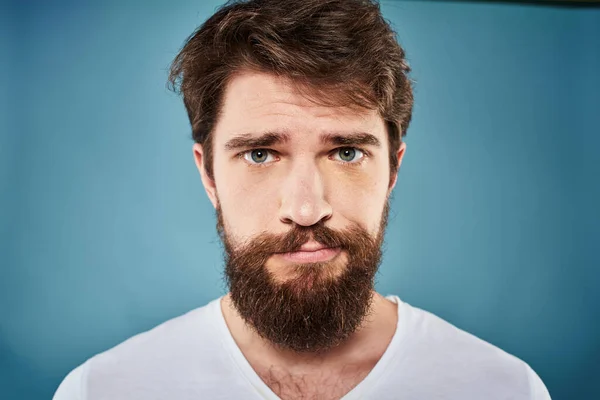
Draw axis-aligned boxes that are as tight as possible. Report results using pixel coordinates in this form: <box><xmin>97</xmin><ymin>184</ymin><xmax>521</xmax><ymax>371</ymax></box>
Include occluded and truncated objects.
<box><xmin>388</xmin><ymin>141</ymin><xmax>407</xmax><ymax>194</ymax></box>
<box><xmin>193</xmin><ymin>143</ymin><xmax>218</xmax><ymax>209</ymax></box>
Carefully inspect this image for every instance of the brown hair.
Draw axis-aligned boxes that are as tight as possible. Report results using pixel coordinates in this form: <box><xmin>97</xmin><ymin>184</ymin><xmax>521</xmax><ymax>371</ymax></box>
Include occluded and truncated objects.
<box><xmin>168</xmin><ymin>0</ymin><xmax>413</xmax><ymax>183</ymax></box>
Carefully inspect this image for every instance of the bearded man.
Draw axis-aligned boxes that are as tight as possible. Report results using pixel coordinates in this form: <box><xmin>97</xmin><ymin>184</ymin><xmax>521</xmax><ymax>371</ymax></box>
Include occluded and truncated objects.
<box><xmin>54</xmin><ymin>0</ymin><xmax>550</xmax><ymax>399</ymax></box>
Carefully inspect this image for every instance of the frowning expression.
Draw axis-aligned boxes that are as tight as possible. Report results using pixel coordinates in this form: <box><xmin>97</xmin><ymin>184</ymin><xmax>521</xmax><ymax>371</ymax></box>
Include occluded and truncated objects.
<box><xmin>194</xmin><ymin>70</ymin><xmax>405</xmax><ymax>281</ymax></box>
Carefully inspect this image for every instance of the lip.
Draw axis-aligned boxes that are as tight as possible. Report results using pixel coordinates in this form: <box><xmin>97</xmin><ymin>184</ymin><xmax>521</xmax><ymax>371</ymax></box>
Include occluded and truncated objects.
<box><xmin>297</xmin><ymin>241</ymin><xmax>330</xmax><ymax>252</ymax></box>
<box><xmin>279</xmin><ymin>246</ymin><xmax>341</xmax><ymax>263</ymax></box>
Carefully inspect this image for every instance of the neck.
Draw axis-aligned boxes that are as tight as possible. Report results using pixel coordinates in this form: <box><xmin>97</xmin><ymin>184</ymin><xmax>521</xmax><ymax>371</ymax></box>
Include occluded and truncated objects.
<box><xmin>220</xmin><ymin>290</ymin><xmax>398</xmax><ymax>369</ymax></box>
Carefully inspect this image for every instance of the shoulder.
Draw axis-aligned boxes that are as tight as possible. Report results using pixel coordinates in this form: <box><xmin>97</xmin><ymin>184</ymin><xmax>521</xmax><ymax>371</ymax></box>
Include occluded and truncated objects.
<box><xmin>387</xmin><ymin>296</ymin><xmax>550</xmax><ymax>399</ymax></box>
<box><xmin>91</xmin><ymin>297</ymin><xmax>221</xmax><ymax>368</ymax></box>
<box><xmin>53</xmin><ymin>362</ymin><xmax>88</xmax><ymax>400</ymax></box>
<box><xmin>399</xmin><ymin>299</ymin><xmax>520</xmax><ymax>366</ymax></box>
<box><xmin>53</xmin><ymin>297</ymin><xmax>224</xmax><ymax>400</ymax></box>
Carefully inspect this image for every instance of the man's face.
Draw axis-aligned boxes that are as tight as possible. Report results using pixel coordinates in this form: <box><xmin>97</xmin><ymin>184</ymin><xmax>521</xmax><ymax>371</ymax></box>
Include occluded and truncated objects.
<box><xmin>194</xmin><ymin>71</ymin><xmax>405</xmax><ymax>352</ymax></box>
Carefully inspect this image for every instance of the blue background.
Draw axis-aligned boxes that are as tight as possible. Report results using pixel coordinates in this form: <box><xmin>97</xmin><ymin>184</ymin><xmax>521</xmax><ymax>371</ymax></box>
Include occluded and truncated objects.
<box><xmin>1</xmin><ymin>0</ymin><xmax>599</xmax><ymax>399</ymax></box>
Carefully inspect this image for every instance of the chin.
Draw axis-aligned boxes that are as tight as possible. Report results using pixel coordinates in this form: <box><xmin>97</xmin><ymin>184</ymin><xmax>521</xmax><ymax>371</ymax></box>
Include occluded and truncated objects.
<box><xmin>268</xmin><ymin>256</ymin><xmax>348</xmax><ymax>288</ymax></box>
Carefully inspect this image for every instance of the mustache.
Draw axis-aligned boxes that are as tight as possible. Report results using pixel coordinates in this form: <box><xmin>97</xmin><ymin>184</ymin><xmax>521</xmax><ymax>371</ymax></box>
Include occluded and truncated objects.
<box><xmin>222</xmin><ymin>222</ymin><xmax>375</xmax><ymax>257</ymax></box>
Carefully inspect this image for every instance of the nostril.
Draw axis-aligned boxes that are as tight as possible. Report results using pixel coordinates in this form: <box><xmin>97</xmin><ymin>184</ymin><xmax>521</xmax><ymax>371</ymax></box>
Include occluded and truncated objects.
<box><xmin>280</xmin><ymin>216</ymin><xmax>294</xmax><ymax>225</ymax></box>
<box><xmin>321</xmin><ymin>213</ymin><xmax>332</xmax><ymax>223</ymax></box>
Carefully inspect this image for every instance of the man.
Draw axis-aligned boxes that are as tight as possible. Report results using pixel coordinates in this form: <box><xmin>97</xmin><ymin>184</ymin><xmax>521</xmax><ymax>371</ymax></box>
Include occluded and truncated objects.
<box><xmin>54</xmin><ymin>0</ymin><xmax>551</xmax><ymax>399</ymax></box>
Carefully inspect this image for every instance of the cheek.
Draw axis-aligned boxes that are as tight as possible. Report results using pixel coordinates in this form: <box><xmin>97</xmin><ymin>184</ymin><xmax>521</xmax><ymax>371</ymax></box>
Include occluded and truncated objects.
<box><xmin>215</xmin><ymin>169</ymin><xmax>281</xmax><ymax>237</ymax></box>
<box><xmin>326</xmin><ymin>166</ymin><xmax>389</xmax><ymax>232</ymax></box>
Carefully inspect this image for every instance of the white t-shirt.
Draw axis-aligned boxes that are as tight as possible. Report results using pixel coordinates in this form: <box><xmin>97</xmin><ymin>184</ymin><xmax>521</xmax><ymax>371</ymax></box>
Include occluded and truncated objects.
<box><xmin>53</xmin><ymin>295</ymin><xmax>551</xmax><ymax>399</ymax></box>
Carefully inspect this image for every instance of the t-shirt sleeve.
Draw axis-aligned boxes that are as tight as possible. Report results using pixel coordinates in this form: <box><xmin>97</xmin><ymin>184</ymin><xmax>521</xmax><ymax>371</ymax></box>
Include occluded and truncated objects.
<box><xmin>53</xmin><ymin>363</ymin><xmax>87</xmax><ymax>400</ymax></box>
<box><xmin>526</xmin><ymin>363</ymin><xmax>551</xmax><ymax>400</ymax></box>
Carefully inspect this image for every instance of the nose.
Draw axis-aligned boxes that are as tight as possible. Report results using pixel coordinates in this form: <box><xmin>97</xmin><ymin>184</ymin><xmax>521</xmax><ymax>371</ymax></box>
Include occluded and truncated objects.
<box><xmin>279</xmin><ymin>160</ymin><xmax>333</xmax><ymax>227</ymax></box>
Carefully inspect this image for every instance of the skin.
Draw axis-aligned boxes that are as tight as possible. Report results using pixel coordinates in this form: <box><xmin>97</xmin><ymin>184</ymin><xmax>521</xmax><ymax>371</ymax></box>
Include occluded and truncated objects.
<box><xmin>193</xmin><ymin>70</ymin><xmax>406</xmax><ymax>398</ymax></box>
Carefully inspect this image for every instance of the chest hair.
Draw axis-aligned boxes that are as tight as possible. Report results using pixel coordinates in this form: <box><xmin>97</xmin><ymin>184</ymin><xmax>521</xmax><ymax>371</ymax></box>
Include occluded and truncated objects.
<box><xmin>257</xmin><ymin>364</ymin><xmax>371</xmax><ymax>400</ymax></box>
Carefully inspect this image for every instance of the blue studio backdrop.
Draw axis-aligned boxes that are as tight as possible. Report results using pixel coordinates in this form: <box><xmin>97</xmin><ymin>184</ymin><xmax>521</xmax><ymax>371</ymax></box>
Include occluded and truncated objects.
<box><xmin>1</xmin><ymin>1</ymin><xmax>599</xmax><ymax>399</ymax></box>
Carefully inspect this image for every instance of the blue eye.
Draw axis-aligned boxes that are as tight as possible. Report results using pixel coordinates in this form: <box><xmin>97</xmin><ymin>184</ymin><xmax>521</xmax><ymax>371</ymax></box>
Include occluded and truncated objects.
<box><xmin>334</xmin><ymin>147</ymin><xmax>364</xmax><ymax>163</ymax></box>
<box><xmin>243</xmin><ymin>149</ymin><xmax>274</xmax><ymax>164</ymax></box>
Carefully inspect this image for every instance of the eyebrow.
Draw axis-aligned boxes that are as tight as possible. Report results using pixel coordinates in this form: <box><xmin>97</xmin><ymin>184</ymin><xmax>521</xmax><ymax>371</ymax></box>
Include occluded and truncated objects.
<box><xmin>223</xmin><ymin>130</ymin><xmax>381</xmax><ymax>151</ymax></box>
<box><xmin>224</xmin><ymin>132</ymin><xmax>291</xmax><ymax>151</ymax></box>
<box><xmin>320</xmin><ymin>132</ymin><xmax>381</xmax><ymax>147</ymax></box>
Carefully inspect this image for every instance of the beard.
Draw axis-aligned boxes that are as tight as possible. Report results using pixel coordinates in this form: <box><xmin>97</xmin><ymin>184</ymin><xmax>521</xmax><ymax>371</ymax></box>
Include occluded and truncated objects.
<box><xmin>217</xmin><ymin>202</ymin><xmax>389</xmax><ymax>354</ymax></box>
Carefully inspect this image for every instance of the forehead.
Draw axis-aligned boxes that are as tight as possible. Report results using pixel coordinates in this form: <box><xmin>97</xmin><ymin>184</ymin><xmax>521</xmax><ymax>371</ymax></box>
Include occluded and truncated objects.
<box><xmin>214</xmin><ymin>71</ymin><xmax>385</xmax><ymax>142</ymax></box>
